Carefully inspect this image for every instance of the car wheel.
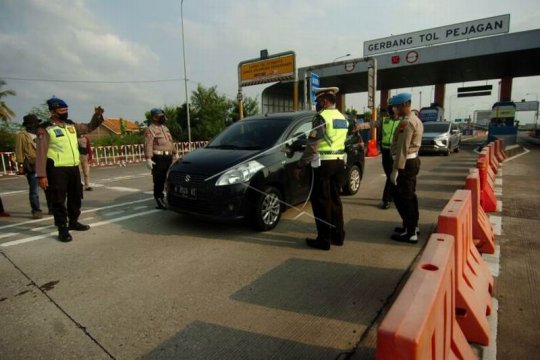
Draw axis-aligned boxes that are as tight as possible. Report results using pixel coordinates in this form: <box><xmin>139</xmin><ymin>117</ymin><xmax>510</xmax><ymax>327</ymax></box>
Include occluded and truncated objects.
<box><xmin>444</xmin><ymin>145</ymin><xmax>450</xmax><ymax>156</ymax></box>
<box><xmin>251</xmin><ymin>186</ymin><xmax>282</xmax><ymax>231</ymax></box>
<box><xmin>454</xmin><ymin>142</ymin><xmax>460</xmax><ymax>153</ymax></box>
<box><xmin>342</xmin><ymin>165</ymin><xmax>361</xmax><ymax>195</ymax></box>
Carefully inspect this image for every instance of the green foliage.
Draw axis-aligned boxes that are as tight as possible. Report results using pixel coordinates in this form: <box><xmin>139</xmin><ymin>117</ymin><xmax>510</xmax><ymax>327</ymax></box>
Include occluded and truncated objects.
<box><xmin>0</xmin><ymin>79</ymin><xmax>17</xmax><ymax>122</ymax></box>
<box><xmin>229</xmin><ymin>95</ymin><xmax>259</xmax><ymax>123</ymax></box>
<box><xmin>28</xmin><ymin>104</ymin><xmax>50</xmax><ymax>121</ymax></box>
<box><xmin>141</xmin><ymin>84</ymin><xmax>260</xmax><ymax>142</ymax></box>
<box><xmin>0</xmin><ymin>121</ymin><xmax>20</xmax><ymax>151</ymax></box>
<box><xmin>91</xmin><ymin>132</ymin><xmax>144</xmax><ymax>147</ymax></box>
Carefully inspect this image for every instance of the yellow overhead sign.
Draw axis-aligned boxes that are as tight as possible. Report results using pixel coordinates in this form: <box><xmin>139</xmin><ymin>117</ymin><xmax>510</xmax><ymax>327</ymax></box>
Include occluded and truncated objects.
<box><xmin>240</xmin><ymin>53</ymin><xmax>295</xmax><ymax>86</ymax></box>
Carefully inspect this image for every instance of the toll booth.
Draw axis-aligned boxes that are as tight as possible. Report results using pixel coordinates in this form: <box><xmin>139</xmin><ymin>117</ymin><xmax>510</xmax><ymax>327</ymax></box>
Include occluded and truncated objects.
<box><xmin>419</xmin><ymin>104</ymin><xmax>445</xmax><ymax>122</ymax></box>
<box><xmin>488</xmin><ymin>101</ymin><xmax>518</xmax><ymax>144</ymax></box>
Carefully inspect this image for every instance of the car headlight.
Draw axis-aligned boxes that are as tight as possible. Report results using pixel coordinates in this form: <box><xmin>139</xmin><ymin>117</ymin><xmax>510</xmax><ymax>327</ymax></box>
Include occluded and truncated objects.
<box><xmin>434</xmin><ymin>134</ymin><xmax>448</xmax><ymax>146</ymax></box>
<box><xmin>215</xmin><ymin>160</ymin><xmax>264</xmax><ymax>186</ymax></box>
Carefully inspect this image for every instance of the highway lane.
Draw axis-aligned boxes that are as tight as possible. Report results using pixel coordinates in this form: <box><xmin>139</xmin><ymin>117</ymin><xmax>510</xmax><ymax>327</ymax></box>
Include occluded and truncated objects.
<box><xmin>0</xmin><ymin>141</ymin><xmax>483</xmax><ymax>359</ymax></box>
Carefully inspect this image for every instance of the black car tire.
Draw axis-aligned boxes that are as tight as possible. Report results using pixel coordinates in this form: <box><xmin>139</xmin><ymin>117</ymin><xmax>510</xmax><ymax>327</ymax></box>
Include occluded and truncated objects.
<box><xmin>454</xmin><ymin>143</ymin><xmax>460</xmax><ymax>153</ymax></box>
<box><xmin>444</xmin><ymin>144</ymin><xmax>450</xmax><ymax>156</ymax></box>
<box><xmin>251</xmin><ymin>186</ymin><xmax>283</xmax><ymax>231</ymax></box>
<box><xmin>342</xmin><ymin>164</ymin><xmax>362</xmax><ymax>195</ymax></box>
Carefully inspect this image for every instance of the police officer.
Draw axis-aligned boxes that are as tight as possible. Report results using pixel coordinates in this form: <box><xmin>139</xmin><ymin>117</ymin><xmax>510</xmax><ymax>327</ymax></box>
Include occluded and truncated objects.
<box><xmin>36</xmin><ymin>98</ymin><xmax>105</xmax><ymax>242</ymax></box>
<box><xmin>355</xmin><ymin>97</ymin><xmax>401</xmax><ymax>209</ymax></box>
<box><xmin>144</xmin><ymin>108</ymin><xmax>177</xmax><ymax>209</ymax></box>
<box><xmin>16</xmin><ymin>114</ymin><xmax>45</xmax><ymax>218</ymax></box>
<box><xmin>295</xmin><ymin>87</ymin><xmax>348</xmax><ymax>250</ymax></box>
<box><xmin>389</xmin><ymin>93</ymin><xmax>423</xmax><ymax>243</ymax></box>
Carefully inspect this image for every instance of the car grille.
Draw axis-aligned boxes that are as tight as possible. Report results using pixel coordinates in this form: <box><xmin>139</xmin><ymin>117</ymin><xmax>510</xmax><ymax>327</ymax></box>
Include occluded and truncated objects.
<box><xmin>422</xmin><ymin>139</ymin><xmax>435</xmax><ymax>145</ymax></box>
<box><xmin>167</xmin><ymin>172</ymin><xmax>215</xmax><ymax>214</ymax></box>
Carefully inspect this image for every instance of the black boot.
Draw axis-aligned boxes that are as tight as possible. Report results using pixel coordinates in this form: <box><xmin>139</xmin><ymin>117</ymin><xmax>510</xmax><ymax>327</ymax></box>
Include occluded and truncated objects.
<box><xmin>305</xmin><ymin>238</ymin><xmax>330</xmax><ymax>250</ymax></box>
<box><xmin>155</xmin><ymin>198</ymin><xmax>167</xmax><ymax>210</ymax></box>
<box><xmin>68</xmin><ymin>222</ymin><xmax>90</xmax><ymax>231</ymax></box>
<box><xmin>58</xmin><ymin>227</ymin><xmax>72</xmax><ymax>242</ymax></box>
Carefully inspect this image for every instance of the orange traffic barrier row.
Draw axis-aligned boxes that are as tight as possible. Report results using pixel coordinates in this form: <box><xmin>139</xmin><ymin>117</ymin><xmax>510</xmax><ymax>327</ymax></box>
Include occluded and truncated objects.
<box><xmin>438</xmin><ymin>190</ymin><xmax>494</xmax><ymax>346</ymax></box>
<box><xmin>487</xmin><ymin>143</ymin><xmax>499</xmax><ymax>173</ymax></box>
<box><xmin>477</xmin><ymin>156</ymin><xmax>497</xmax><ymax>213</ymax></box>
<box><xmin>465</xmin><ymin>169</ymin><xmax>496</xmax><ymax>254</ymax></box>
<box><xmin>493</xmin><ymin>139</ymin><xmax>505</xmax><ymax>162</ymax></box>
<box><xmin>377</xmin><ymin>233</ymin><xmax>476</xmax><ymax>360</ymax></box>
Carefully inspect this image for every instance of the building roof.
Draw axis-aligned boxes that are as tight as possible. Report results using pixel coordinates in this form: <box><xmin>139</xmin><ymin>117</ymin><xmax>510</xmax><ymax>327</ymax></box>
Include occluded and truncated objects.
<box><xmin>102</xmin><ymin>118</ymin><xmax>141</xmax><ymax>134</ymax></box>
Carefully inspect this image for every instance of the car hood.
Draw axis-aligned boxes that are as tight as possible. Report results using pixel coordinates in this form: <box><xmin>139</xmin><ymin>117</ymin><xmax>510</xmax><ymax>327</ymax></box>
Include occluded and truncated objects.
<box><xmin>423</xmin><ymin>132</ymin><xmax>448</xmax><ymax>139</ymax></box>
<box><xmin>170</xmin><ymin>147</ymin><xmax>265</xmax><ymax>176</ymax></box>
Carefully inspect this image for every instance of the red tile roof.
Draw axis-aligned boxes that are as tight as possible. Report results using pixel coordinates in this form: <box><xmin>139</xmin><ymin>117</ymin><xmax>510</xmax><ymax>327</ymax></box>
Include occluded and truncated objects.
<box><xmin>102</xmin><ymin>118</ymin><xmax>141</xmax><ymax>134</ymax></box>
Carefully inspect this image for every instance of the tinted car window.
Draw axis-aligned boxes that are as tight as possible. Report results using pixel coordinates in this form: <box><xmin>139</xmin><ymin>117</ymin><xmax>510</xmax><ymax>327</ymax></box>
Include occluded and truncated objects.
<box><xmin>208</xmin><ymin>118</ymin><xmax>291</xmax><ymax>150</ymax></box>
<box><xmin>423</xmin><ymin>122</ymin><xmax>450</xmax><ymax>133</ymax></box>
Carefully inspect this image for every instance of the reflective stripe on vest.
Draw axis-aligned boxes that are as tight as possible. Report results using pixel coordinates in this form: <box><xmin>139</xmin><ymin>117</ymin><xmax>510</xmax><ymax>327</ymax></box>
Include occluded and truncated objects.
<box><xmin>318</xmin><ymin>109</ymin><xmax>348</xmax><ymax>160</ymax></box>
<box><xmin>46</xmin><ymin>124</ymin><xmax>80</xmax><ymax>167</ymax></box>
<box><xmin>381</xmin><ymin>117</ymin><xmax>399</xmax><ymax>149</ymax></box>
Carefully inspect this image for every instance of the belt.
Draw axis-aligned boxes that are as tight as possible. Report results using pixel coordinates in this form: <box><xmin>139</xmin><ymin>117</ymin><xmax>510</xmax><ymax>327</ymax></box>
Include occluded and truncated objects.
<box><xmin>319</xmin><ymin>150</ymin><xmax>345</xmax><ymax>155</ymax></box>
<box><xmin>153</xmin><ymin>150</ymin><xmax>173</xmax><ymax>156</ymax></box>
<box><xmin>393</xmin><ymin>152</ymin><xmax>418</xmax><ymax>160</ymax></box>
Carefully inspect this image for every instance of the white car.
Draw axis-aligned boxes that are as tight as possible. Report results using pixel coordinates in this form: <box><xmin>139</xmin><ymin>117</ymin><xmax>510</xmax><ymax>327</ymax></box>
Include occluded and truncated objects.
<box><xmin>420</xmin><ymin>121</ymin><xmax>461</xmax><ymax>155</ymax></box>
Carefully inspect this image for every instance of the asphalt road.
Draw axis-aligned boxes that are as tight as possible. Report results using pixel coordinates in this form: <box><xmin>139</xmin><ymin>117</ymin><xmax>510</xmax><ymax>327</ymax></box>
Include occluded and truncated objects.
<box><xmin>0</xmin><ymin>138</ymin><xmax>532</xmax><ymax>360</ymax></box>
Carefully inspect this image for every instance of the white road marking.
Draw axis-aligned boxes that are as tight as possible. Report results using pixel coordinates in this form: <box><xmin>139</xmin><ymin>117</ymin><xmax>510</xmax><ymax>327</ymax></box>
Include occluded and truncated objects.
<box><xmin>0</xmin><ymin>232</ymin><xmax>17</xmax><ymax>239</ymax></box>
<box><xmin>482</xmin><ymin>298</ymin><xmax>499</xmax><ymax>360</ymax></box>
<box><xmin>0</xmin><ymin>198</ymin><xmax>153</xmax><ymax>231</ymax></box>
<box><xmin>495</xmin><ymin>178</ymin><xmax>503</xmax><ymax>186</ymax></box>
<box><xmin>0</xmin><ymin>190</ymin><xmax>26</xmax><ymax>196</ymax></box>
<box><xmin>1</xmin><ymin>209</ymin><xmax>160</xmax><ymax>247</ymax></box>
<box><xmin>505</xmin><ymin>146</ymin><xmax>530</xmax><ymax>161</ymax></box>
<box><xmin>482</xmin><ymin>245</ymin><xmax>501</xmax><ymax>277</ymax></box>
<box><xmin>489</xmin><ymin>215</ymin><xmax>502</xmax><ymax>236</ymax></box>
<box><xmin>32</xmin><ymin>224</ymin><xmax>56</xmax><ymax>232</ymax></box>
<box><xmin>497</xmin><ymin>200</ymin><xmax>503</xmax><ymax>212</ymax></box>
<box><xmin>240</xmin><ymin>236</ymin><xmax>297</xmax><ymax>244</ymax></box>
<box><xmin>102</xmin><ymin>210</ymin><xmax>125</xmax><ymax>217</ymax></box>
<box><xmin>105</xmin><ymin>186</ymin><xmax>140</xmax><ymax>192</ymax></box>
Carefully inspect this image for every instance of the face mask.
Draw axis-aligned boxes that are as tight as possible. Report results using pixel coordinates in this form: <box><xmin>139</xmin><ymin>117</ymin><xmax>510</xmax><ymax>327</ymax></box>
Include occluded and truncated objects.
<box><xmin>58</xmin><ymin>113</ymin><xmax>68</xmax><ymax>121</ymax></box>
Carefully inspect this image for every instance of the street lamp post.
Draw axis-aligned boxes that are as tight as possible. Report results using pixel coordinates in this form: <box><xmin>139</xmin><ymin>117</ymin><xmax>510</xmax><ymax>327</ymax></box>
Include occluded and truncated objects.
<box><xmin>180</xmin><ymin>0</ymin><xmax>192</xmax><ymax>151</ymax></box>
<box><xmin>333</xmin><ymin>53</ymin><xmax>351</xmax><ymax>63</ymax></box>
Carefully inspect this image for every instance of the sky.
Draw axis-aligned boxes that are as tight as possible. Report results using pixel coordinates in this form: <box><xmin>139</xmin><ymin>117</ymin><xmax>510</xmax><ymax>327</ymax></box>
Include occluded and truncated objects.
<box><xmin>1</xmin><ymin>0</ymin><xmax>539</xmax><ymax>125</ymax></box>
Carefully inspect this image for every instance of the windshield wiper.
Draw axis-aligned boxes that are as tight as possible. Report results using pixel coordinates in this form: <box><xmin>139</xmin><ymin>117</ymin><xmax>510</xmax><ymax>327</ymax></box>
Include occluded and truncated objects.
<box><xmin>207</xmin><ymin>144</ymin><xmax>241</xmax><ymax>149</ymax></box>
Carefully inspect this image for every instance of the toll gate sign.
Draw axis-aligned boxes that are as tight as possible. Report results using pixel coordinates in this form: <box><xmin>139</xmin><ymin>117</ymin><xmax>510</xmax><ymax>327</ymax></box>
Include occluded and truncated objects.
<box><xmin>239</xmin><ymin>53</ymin><xmax>295</xmax><ymax>87</ymax></box>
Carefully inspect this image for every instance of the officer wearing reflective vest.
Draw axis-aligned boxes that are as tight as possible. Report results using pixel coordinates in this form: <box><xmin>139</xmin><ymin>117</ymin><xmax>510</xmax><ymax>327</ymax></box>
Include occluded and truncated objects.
<box><xmin>389</xmin><ymin>92</ymin><xmax>423</xmax><ymax>244</ymax></box>
<box><xmin>295</xmin><ymin>87</ymin><xmax>348</xmax><ymax>250</ymax></box>
<box><xmin>36</xmin><ymin>98</ymin><xmax>105</xmax><ymax>242</ymax></box>
<box><xmin>354</xmin><ymin>96</ymin><xmax>401</xmax><ymax>209</ymax></box>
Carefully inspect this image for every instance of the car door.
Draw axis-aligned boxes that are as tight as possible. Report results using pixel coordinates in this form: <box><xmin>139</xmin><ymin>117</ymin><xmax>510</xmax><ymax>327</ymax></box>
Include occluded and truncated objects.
<box><xmin>283</xmin><ymin>119</ymin><xmax>314</xmax><ymax>205</ymax></box>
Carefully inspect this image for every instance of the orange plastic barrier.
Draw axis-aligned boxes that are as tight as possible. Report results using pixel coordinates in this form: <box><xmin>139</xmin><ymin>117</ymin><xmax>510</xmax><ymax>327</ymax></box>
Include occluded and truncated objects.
<box><xmin>487</xmin><ymin>143</ymin><xmax>499</xmax><ymax>172</ymax></box>
<box><xmin>499</xmin><ymin>139</ymin><xmax>507</xmax><ymax>159</ymax></box>
<box><xmin>465</xmin><ymin>169</ymin><xmax>496</xmax><ymax>254</ymax></box>
<box><xmin>493</xmin><ymin>139</ymin><xmax>504</xmax><ymax>162</ymax></box>
<box><xmin>438</xmin><ymin>190</ymin><xmax>494</xmax><ymax>345</ymax></box>
<box><xmin>377</xmin><ymin>233</ymin><xmax>476</xmax><ymax>360</ymax></box>
<box><xmin>477</xmin><ymin>156</ymin><xmax>497</xmax><ymax>213</ymax></box>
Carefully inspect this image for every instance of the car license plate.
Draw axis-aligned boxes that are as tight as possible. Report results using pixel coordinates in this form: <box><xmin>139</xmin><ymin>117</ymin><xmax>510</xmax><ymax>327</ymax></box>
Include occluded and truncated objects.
<box><xmin>175</xmin><ymin>185</ymin><xmax>197</xmax><ymax>200</ymax></box>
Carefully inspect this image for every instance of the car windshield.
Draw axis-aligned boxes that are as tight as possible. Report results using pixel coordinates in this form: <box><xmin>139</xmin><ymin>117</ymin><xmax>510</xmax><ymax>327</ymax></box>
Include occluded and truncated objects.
<box><xmin>207</xmin><ymin>118</ymin><xmax>291</xmax><ymax>150</ymax></box>
<box><xmin>423</xmin><ymin>122</ymin><xmax>450</xmax><ymax>133</ymax></box>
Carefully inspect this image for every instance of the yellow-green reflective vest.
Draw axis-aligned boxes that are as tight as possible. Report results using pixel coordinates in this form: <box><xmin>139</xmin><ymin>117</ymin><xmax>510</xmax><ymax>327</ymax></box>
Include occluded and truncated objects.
<box><xmin>381</xmin><ymin>117</ymin><xmax>400</xmax><ymax>149</ymax></box>
<box><xmin>318</xmin><ymin>108</ymin><xmax>348</xmax><ymax>160</ymax></box>
<box><xmin>46</xmin><ymin>124</ymin><xmax>80</xmax><ymax>167</ymax></box>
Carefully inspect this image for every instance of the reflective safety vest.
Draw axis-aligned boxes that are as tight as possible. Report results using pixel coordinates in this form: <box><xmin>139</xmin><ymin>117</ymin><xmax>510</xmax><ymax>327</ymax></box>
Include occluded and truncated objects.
<box><xmin>46</xmin><ymin>124</ymin><xmax>80</xmax><ymax>167</ymax></box>
<box><xmin>318</xmin><ymin>108</ymin><xmax>348</xmax><ymax>160</ymax></box>
<box><xmin>381</xmin><ymin>117</ymin><xmax>399</xmax><ymax>149</ymax></box>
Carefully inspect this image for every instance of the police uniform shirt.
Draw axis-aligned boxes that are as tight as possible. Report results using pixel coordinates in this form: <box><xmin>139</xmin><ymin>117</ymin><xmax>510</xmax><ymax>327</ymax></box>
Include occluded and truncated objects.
<box><xmin>391</xmin><ymin>112</ymin><xmax>423</xmax><ymax>170</ymax></box>
<box><xmin>35</xmin><ymin>114</ymin><xmax>104</xmax><ymax>178</ymax></box>
<box><xmin>144</xmin><ymin>123</ymin><xmax>175</xmax><ymax>159</ymax></box>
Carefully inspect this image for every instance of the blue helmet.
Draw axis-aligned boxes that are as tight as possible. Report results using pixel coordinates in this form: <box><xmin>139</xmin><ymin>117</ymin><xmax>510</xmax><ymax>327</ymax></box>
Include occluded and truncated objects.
<box><xmin>391</xmin><ymin>92</ymin><xmax>412</xmax><ymax>106</ymax></box>
<box><xmin>150</xmin><ymin>108</ymin><xmax>164</xmax><ymax>117</ymax></box>
<box><xmin>387</xmin><ymin>96</ymin><xmax>395</xmax><ymax>106</ymax></box>
<box><xmin>46</xmin><ymin>97</ymin><xmax>68</xmax><ymax>110</ymax></box>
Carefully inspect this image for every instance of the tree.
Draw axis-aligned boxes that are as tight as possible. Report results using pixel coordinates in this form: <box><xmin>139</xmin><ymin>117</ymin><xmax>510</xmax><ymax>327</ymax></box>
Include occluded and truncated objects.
<box><xmin>28</xmin><ymin>104</ymin><xmax>50</xmax><ymax>121</ymax></box>
<box><xmin>189</xmin><ymin>84</ymin><xmax>230</xmax><ymax>140</ymax></box>
<box><xmin>228</xmin><ymin>95</ymin><xmax>259</xmax><ymax>123</ymax></box>
<box><xmin>0</xmin><ymin>80</ymin><xmax>16</xmax><ymax>122</ymax></box>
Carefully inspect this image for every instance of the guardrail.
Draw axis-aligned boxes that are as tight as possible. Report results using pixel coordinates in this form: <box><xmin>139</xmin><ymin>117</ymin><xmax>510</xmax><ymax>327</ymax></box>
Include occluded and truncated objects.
<box><xmin>0</xmin><ymin>141</ymin><xmax>208</xmax><ymax>176</ymax></box>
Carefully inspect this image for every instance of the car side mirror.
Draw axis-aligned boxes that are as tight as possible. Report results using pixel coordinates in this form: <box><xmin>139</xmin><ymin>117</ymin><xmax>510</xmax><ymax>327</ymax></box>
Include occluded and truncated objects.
<box><xmin>451</xmin><ymin>129</ymin><xmax>460</xmax><ymax>134</ymax></box>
